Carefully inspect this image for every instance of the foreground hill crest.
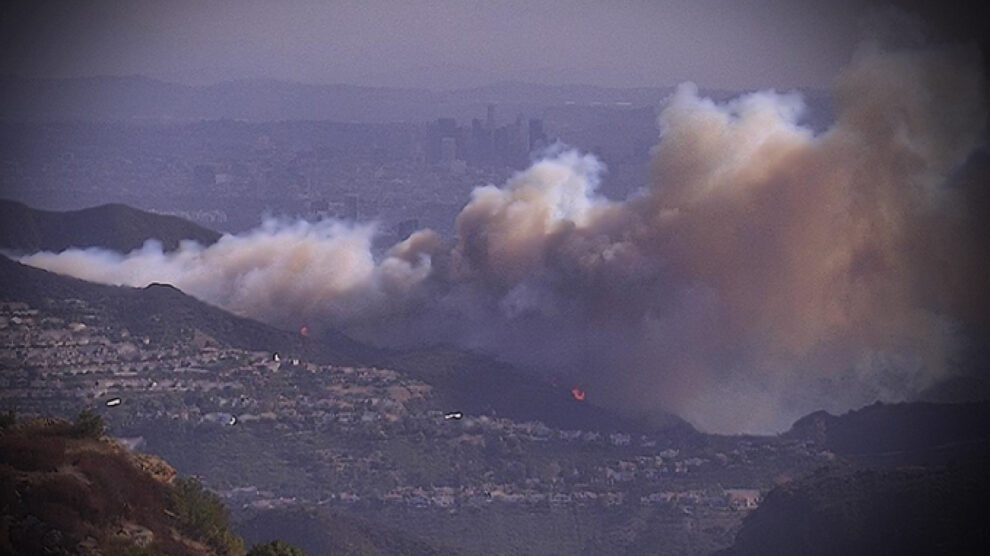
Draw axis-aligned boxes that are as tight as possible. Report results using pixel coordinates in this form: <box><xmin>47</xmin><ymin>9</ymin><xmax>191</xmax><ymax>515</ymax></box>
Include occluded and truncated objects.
<box><xmin>0</xmin><ymin>415</ymin><xmax>244</xmax><ymax>555</ymax></box>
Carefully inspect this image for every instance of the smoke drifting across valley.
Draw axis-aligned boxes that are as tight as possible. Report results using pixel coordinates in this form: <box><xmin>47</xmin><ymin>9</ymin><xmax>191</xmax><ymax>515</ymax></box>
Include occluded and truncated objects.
<box><xmin>20</xmin><ymin>37</ymin><xmax>988</xmax><ymax>433</ymax></box>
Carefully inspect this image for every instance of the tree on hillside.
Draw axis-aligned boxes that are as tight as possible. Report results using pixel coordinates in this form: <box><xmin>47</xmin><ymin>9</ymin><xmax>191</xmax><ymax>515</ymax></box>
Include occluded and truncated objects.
<box><xmin>72</xmin><ymin>408</ymin><xmax>106</xmax><ymax>438</ymax></box>
<box><xmin>171</xmin><ymin>477</ymin><xmax>245</xmax><ymax>555</ymax></box>
<box><xmin>0</xmin><ymin>409</ymin><xmax>15</xmax><ymax>429</ymax></box>
<box><xmin>247</xmin><ymin>540</ymin><xmax>310</xmax><ymax>556</ymax></box>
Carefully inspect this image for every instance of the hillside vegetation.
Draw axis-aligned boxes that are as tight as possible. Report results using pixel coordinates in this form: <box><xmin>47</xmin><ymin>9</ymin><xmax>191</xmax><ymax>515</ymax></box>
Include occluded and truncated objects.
<box><xmin>0</xmin><ymin>413</ymin><xmax>245</xmax><ymax>555</ymax></box>
<box><xmin>237</xmin><ymin>508</ymin><xmax>453</xmax><ymax>556</ymax></box>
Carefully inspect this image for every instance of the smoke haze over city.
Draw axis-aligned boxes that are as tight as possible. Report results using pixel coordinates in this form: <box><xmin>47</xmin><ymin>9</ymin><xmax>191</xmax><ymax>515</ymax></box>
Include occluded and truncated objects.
<box><xmin>18</xmin><ymin>20</ymin><xmax>988</xmax><ymax>432</ymax></box>
<box><xmin>4</xmin><ymin>2</ymin><xmax>990</xmax><ymax>555</ymax></box>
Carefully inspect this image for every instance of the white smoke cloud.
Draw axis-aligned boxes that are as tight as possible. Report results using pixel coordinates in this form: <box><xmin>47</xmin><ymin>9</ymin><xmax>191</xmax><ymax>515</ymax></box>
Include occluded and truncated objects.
<box><xmin>19</xmin><ymin>37</ymin><xmax>987</xmax><ymax>433</ymax></box>
<box><xmin>21</xmin><ymin>219</ymin><xmax>437</xmax><ymax>329</ymax></box>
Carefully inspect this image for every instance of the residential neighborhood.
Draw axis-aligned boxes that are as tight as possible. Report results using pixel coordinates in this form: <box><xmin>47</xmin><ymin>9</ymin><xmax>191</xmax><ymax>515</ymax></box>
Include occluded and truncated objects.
<box><xmin>0</xmin><ymin>297</ymin><xmax>828</xmax><ymax>535</ymax></box>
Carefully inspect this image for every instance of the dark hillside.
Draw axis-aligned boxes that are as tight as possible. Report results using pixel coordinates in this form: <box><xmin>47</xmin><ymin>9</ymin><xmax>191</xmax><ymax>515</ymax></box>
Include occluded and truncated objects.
<box><xmin>388</xmin><ymin>348</ymin><xmax>695</xmax><ymax>436</ymax></box>
<box><xmin>0</xmin><ymin>199</ymin><xmax>221</xmax><ymax>254</ymax></box>
<box><xmin>918</xmin><ymin>375</ymin><xmax>990</xmax><ymax>403</ymax></box>
<box><xmin>718</xmin><ymin>462</ymin><xmax>990</xmax><ymax>556</ymax></box>
<box><xmin>785</xmin><ymin>401</ymin><xmax>990</xmax><ymax>464</ymax></box>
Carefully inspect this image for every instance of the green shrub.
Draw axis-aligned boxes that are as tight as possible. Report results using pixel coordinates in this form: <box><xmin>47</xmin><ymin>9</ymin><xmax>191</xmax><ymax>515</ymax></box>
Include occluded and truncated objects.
<box><xmin>170</xmin><ymin>477</ymin><xmax>245</xmax><ymax>555</ymax></box>
<box><xmin>72</xmin><ymin>409</ymin><xmax>106</xmax><ymax>438</ymax></box>
<box><xmin>247</xmin><ymin>540</ymin><xmax>310</xmax><ymax>556</ymax></box>
<box><xmin>0</xmin><ymin>409</ymin><xmax>15</xmax><ymax>429</ymax></box>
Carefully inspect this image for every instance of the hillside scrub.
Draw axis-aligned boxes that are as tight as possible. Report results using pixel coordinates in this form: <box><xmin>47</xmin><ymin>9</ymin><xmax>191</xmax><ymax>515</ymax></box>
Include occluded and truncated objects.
<box><xmin>0</xmin><ymin>418</ymin><xmax>246</xmax><ymax>555</ymax></box>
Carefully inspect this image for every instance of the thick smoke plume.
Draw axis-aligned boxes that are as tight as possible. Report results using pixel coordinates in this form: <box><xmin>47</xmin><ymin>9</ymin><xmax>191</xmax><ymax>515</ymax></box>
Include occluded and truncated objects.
<box><xmin>20</xmin><ymin>39</ymin><xmax>988</xmax><ymax>433</ymax></box>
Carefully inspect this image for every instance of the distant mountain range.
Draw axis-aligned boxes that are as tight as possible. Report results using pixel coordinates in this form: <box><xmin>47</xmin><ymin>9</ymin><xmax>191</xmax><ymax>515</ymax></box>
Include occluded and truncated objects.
<box><xmin>0</xmin><ymin>74</ymin><xmax>832</xmax><ymax>125</ymax></box>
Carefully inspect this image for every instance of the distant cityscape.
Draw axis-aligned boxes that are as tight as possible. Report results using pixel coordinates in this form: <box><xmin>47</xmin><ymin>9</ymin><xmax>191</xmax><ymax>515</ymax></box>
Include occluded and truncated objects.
<box><xmin>0</xmin><ymin>100</ymin><xmax>662</xmax><ymax>239</ymax></box>
<box><xmin>0</xmin><ymin>77</ymin><xmax>836</xmax><ymax>246</ymax></box>
<box><xmin>425</xmin><ymin>105</ymin><xmax>549</xmax><ymax>169</ymax></box>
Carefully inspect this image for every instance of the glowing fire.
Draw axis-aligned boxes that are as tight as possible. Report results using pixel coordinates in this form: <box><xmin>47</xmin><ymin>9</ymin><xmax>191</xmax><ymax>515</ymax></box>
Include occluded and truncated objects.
<box><xmin>571</xmin><ymin>387</ymin><xmax>586</xmax><ymax>402</ymax></box>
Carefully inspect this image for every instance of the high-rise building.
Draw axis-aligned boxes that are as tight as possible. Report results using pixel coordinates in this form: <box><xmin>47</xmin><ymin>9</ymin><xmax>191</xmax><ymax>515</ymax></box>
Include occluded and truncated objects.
<box><xmin>529</xmin><ymin>119</ymin><xmax>547</xmax><ymax>153</ymax></box>
<box><xmin>437</xmin><ymin>118</ymin><xmax>457</xmax><ymax>136</ymax></box>
<box><xmin>440</xmin><ymin>137</ymin><xmax>457</xmax><ymax>164</ymax></box>
<box><xmin>427</xmin><ymin>118</ymin><xmax>460</xmax><ymax>165</ymax></box>
<box><xmin>343</xmin><ymin>194</ymin><xmax>358</xmax><ymax>220</ymax></box>
<box><xmin>426</xmin><ymin>107</ymin><xmax>545</xmax><ymax>169</ymax></box>
<box><xmin>308</xmin><ymin>199</ymin><xmax>330</xmax><ymax>220</ymax></box>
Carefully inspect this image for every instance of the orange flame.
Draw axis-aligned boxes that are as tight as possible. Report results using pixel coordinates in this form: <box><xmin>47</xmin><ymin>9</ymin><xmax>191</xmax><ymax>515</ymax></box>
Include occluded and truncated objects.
<box><xmin>571</xmin><ymin>387</ymin><xmax>586</xmax><ymax>402</ymax></box>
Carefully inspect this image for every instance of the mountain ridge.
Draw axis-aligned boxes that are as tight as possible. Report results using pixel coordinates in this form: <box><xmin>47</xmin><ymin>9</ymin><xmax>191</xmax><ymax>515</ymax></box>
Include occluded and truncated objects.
<box><xmin>0</xmin><ymin>198</ymin><xmax>222</xmax><ymax>254</ymax></box>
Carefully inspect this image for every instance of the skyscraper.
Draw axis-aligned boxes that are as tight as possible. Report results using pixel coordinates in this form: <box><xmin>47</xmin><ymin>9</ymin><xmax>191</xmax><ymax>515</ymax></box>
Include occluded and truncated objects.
<box><xmin>529</xmin><ymin>119</ymin><xmax>547</xmax><ymax>153</ymax></box>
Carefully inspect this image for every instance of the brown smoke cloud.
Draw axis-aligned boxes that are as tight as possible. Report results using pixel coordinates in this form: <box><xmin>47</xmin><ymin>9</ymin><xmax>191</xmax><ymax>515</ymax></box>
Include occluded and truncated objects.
<box><xmin>19</xmin><ymin>36</ymin><xmax>988</xmax><ymax>433</ymax></box>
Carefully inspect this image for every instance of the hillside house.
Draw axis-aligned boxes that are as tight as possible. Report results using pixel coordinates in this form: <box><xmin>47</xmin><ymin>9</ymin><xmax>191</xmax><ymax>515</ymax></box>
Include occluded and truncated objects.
<box><xmin>725</xmin><ymin>488</ymin><xmax>761</xmax><ymax>509</ymax></box>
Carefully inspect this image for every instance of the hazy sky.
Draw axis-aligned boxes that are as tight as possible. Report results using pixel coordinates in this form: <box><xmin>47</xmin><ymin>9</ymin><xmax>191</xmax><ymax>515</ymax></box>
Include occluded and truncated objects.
<box><xmin>0</xmin><ymin>0</ymin><xmax>877</xmax><ymax>90</ymax></box>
